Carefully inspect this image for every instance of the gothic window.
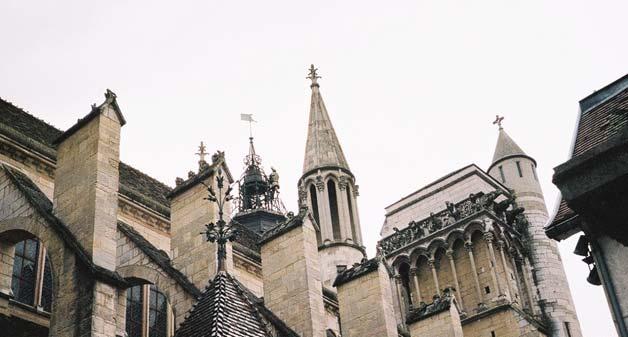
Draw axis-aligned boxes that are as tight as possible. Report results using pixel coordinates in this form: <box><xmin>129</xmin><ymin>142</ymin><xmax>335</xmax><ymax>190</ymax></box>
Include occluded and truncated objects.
<box><xmin>498</xmin><ymin>165</ymin><xmax>506</xmax><ymax>183</ymax></box>
<box><xmin>516</xmin><ymin>161</ymin><xmax>523</xmax><ymax>177</ymax></box>
<box><xmin>327</xmin><ymin>180</ymin><xmax>341</xmax><ymax>240</ymax></box>
<box><xmin>531</xmin><ymin>164</ymin><xmax>538</xmax><ymax>181</ymax></box>
<box><xmin>346</xmin><ymin>186</ymin><xmax>357</xmax><ymax>243</ymax></box>
<box><xmin>126</xmin><ymin>286</ymin><xmax>144</xmax><ymax>337</ymax></box>
<box><xmin>309</xmin><ymin>185</ymin><xmax>320</xmax><ymax>228</ymax></box>
<box><xmin>126</xmin><ymin>284</ymin><xmax>173</xmax><ymax>337</ymax></box>
<box><xmin>149</xmin><ymin>286</ymin><xmax>168</xmax><ymax>337</ymax></box>
<box><xmin>11</xmin><ymin>239</ymin><xmax>53</xmax><ymax>311</ymax></box>
<box><xmin>398</xmin><ymin>262</ymin><xmax>413</xmax><ymax>306</ymax></box>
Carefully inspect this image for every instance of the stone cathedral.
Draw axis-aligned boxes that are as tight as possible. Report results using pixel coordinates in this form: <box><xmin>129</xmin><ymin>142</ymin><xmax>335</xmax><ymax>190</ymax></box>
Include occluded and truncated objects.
<box><xmin>0</xmin><ymin>65</ymin><xmax>582</xmax><ymax>337</ymax></box>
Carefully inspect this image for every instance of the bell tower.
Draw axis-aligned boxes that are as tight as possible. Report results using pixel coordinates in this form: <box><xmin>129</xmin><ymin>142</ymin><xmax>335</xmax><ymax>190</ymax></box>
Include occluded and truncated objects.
<box><xmin>487</xmin><ymin>116</ymin><xmax>582</xmax><ymax>337</ymax></box>
<box><xmin>298</xmin><ymin>65</ymin><xmax>365</xmax><ymax>286</ymax></box>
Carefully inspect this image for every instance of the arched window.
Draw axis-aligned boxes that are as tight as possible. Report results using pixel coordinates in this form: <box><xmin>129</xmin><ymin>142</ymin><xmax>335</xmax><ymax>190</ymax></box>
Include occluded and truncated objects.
<box><xmin>11</xmin><ymin>238</ymin><xmax>53</xmax><ymax>311</ymax></box>
<box><xmin>126</xmin><ymin>284</ymin><xmax>172</xmax><ymax>337</ymax></box>
<box><xmin>398</xmin><ymin>262</ymin><xmax>413</xmax><ymax>306</ymax></box>
<box><xmin>327</xmin><ymin>180</ymin><xmax>341</xmax><ymax>240</ymax></box>
<box><xmin>309</xmin><ymin>185</ymin><xmax>320</xmax><ymax>228</ymax></box>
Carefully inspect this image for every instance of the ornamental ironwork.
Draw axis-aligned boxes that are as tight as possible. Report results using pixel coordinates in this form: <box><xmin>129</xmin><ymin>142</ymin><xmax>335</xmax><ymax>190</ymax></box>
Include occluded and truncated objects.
<box><xmin>202</xmin><ymin>167</ymin><xmax>238</xmax><ymax>272</ymax></box>
<box><xmin>378</xmin><ymin>190</ymin><xmax>527</xmax><ymax>256</ymax></box>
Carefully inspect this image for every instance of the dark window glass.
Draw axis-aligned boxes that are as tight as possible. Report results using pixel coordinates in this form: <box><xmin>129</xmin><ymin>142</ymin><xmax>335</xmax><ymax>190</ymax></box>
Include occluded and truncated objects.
<box><xmin>41</xmin><ymin>256</ymin><xmax>53</xmax><ymax>312</ymax></box>
<box><xmin>485</xmin><ymin>286</ymin><xmax>491</xmax><ymax>294</ymax></box>
<box><xmin>309</xmin><ymin>185</ymin><xmax>320</xmax><ymax>229</ymax></box>
<box><xmin>149</xmin><ymin>285</ymin><xmax>168</xmax><ymax>337</ymax></box>
<box><xmin>126</xmin><ymin>286</ymin><xmax>144</xmax><ymax>337</ymax></box>
<box><xmin>11</xmin><ymin>239</ymin><xmax>39</xmax><ymax>306</ymax></box>
<box><xmin>498</xmin><ymin>166</ymin><xmax>506</xmax><ymax>183</ymax></box>
<box><xmin>327</xmin><ymin>180</ymin><xmax>341</xmax><ymax>240</ymax></box>
<box><xmin>516</xmin><ymin>161</ymin><xmax>523</xmax><ymax>177</ymax></box>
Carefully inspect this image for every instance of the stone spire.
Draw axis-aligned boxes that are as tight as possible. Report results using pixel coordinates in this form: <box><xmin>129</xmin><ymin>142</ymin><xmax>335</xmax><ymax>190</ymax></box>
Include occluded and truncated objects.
<box><xmin>490</xmin><ymin>125</ymin><xmax>531</xmax><ymax>170</ymax></box>
<box><xmin>303</xmin><ymin>65</ymin><xmax>350</xmax><ymax>174</ymax></box>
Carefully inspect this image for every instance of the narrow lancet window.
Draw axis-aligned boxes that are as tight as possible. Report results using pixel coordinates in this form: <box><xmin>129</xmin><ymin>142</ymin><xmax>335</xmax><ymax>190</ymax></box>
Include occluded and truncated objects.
<box><xmin>309</xmin><ymin>185</ymin><xmax>320</xmax><ymax>228</ymax></box>
<box><xmin>516</xmin><ymin>161</ymin><xmax>523</xmax><ymax>177</ymax></box>
<box><xmin>498</xmin><ymin>165</ymin><xmax>506</xmax><ymax>183</ymax></box>
<box><xmin>328</xmin><ymin>180</ymin><xmax>341</xmax><ymax>240</ymax></box>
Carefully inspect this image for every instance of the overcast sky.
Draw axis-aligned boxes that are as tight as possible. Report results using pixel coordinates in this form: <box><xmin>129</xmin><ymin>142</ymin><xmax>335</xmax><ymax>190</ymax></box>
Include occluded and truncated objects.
<box><xmin>2</xmin><ymin>1</ymin><xmax>627</xmax><ymax>336</ymax></box>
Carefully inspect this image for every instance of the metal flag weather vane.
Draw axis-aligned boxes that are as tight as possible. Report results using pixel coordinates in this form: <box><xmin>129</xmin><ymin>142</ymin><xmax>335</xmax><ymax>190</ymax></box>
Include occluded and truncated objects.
<box><xmin>493</xmin><ymin>115</ymin><xmax>504</xmax><ymax>129</ymax></box>
<box><xmin>241</xmin><ymin>114</ymin><xmax>256</xmax><ymax>138</ymax></box>
<box><xmin>202</xmin><ymin>167</ymin><xmax>238</xmax><ymax>272</ymax></box>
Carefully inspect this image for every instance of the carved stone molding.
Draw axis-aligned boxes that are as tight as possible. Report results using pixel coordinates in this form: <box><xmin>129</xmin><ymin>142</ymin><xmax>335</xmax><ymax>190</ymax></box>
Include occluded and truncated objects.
<box><xmin>315</xmin><ymin>175</ymin><xmax>325</xmax><ymax>191</ymax></box>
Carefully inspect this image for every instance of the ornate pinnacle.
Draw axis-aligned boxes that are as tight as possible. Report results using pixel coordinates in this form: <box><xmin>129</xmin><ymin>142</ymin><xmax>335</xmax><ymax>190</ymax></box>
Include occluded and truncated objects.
<box><xmin>306</xmin><ymin>64</ymin><xmax>321</xmax><ymax>87</ymax></box>
<box><xmin>493</xmin><ymin>115</ymin><xmax>504</xmax><ymax>129</ymax></box>
<box><xmin>202</xmin><ymin>167</ymin><xmax>238</xmax><ymax>272</ymax></box>
<box><xmin>196</xmin><ymin>141</ymin><xmax>209</xmax><ymax>162</ymax></box>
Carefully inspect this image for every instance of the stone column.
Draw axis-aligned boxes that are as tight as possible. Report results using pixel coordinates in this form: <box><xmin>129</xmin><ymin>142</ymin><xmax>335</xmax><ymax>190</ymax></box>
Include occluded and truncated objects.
<box><xmin>465</xmin><ymin>242</ymin><xmax>484</xmax><ymax>308</ymax></box>
<box><xmin>428</xmin><ymin>259</ymin><xmax>441</xmax><ymax>297</ymax></box>
<box><xmin>497</xmin><ymin>241</ymin><xmax>514</xmax><ymax>302</ymax></box>
<box><xmin>410</xmin><ymin>267</ymin><xmax>423</xmax><ymax>304</ymax></box>
<box><xmin>446</xmin><ymin>249</ymin><xmax>465</xmax><ymax>313</ymax></box>
<box><xmin>349</xmin><ymin>184</ymin><xmax>363</xmax><ymax>245</ymax></box>
<box><xmin>483</xmin><ymin>232</ymin><xmax>504</xmax><ymax>299</ymax></box>
<box><xmin>336</xmin><ymin>178</ymin><xmax>352</xmax><ymax>241</ymax></box>
<box><xmin>521</xmin><ymin>257</ymin><xmax>538</xmax><ymax>315</ymax></box>
<box><xmin>315</xmin><ymin>177</ymin><xmax>333</xmax><ymax>242</ymax></box>
<box><xmin>394</xmin><ymin>275</ymin><xmax>407</xmax><ymax>323</ymax></box>
<box><xmin>509</xmin><ymin>249</ymin><xmax>525</xmax><ymax>307</ymax></box>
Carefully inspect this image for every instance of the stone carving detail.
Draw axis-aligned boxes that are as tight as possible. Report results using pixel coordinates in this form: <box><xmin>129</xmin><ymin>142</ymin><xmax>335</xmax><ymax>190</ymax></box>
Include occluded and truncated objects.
<box><xmin>298</xmin><ymin>185</ymin><xmax>308</xmax><ymax>206</ymax></box>
<box><xmin>338</xmin><ymin>175</ymin><xmax>349</xmax><ymax>190</ymax></box>
<box><xmin>315</xmin><ymin>175</ymin><xmax>325</xmax><ymax>191</ymax></box>
<box><xmin>379</xmin><ymin>190</ymin><xmax>527</xmax><ymax>256</ymax></box>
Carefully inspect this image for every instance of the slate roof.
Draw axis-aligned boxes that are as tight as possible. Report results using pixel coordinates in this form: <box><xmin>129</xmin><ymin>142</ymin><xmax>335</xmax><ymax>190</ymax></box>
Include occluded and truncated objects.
<box><xmin>1</xmin><ymin>164</ymin><xmax>128</xmax><ymax>287</ymax></box>
<box><xmin>117</xmin><ymin>221</ymin><xmax>201</xmax><ymax>297</ymax></box>
<box><xmin>547</xmin><ymin>74</ymin><xmax>628</xmax><ymax>236</ymax></box>
<box><xmin>405</xmin><ymin>293</ymin><xmax>453</xmax><ymax>324</ymax></box>
<box><xmin>175</xmin><ymin>271</ymin><xmax>299</xmax><ymax>337</ymax></box>
<box><xmin>0</xmin><ymin>97</ymin><xmax>172</xmax><ymax>217</ymax></box>
<box><xmin>258</xmin><ymin>207</ymin><xmax>308</xmax><ymax>245</ymax></box>
<box><xmin>332</xmin><ymin>257</ymin><xmax>379</xmax><ymax>287</ymax></box>
<box><xmin>302</xmin><ymin>81</ymin><xmax>350</xmax><ymax>175</ymax></box>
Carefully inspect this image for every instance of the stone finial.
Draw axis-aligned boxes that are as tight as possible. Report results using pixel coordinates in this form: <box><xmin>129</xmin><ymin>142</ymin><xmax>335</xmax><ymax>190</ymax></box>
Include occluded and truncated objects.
<box><xmin>175</xmin><ymin>177</ymin><xmax>184</xmax><ymax>186</ymax></box>
<box><xmin>306</xmin><ymin>64</ymin><xmax>321</xmax><ymax>87</ymax></box>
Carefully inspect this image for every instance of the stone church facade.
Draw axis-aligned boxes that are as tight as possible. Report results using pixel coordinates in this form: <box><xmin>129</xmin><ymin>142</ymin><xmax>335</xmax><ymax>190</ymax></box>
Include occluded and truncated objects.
<box><xmin>0</xmin><ymin>66</ymin><xmax>581</xmax><ymax>337</ymax></box>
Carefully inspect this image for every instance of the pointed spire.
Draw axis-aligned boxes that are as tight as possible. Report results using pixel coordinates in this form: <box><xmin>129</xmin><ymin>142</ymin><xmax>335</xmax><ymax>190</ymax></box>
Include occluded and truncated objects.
<box><xmin>490</xmin><ymin>119</ymin><xmax>531</xmax><ymax>168</ymax></box>
<box><xmin>302</xmin><ymin>65</ymin><xmax>350</xmax><ymax>174</ymax></box>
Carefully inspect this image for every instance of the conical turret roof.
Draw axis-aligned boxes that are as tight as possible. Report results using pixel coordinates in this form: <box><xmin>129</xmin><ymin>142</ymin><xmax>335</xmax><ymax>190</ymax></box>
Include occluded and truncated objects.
<box><xmin>490</xmin><ymin>127</ymin><xmax>534</xmax><ymax>169</ymax></box>
<box><xmin>302</xmin><ymin>68</ymin><xmax>350</xmax><ymax>174</ymax></box>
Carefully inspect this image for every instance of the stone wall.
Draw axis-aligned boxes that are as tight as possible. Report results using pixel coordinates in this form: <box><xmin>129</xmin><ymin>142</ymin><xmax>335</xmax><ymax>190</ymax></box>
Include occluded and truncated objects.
<box><xmin>53</xmin><ymin>105</ymin><xmax>121</xmax><ymax>271</ymax></box>
<box><xmin>407</xmin><ymin>302</ymin><xmax>463</xmax><ymax>337</ymax></box>
<box><xmin>462</xmin><ymin>306</ymin><xmax>546</xmax><ymax>337</ymax></box>
<box><xmin>336</xmin><ymin>264</ymin><xmax>397</xmax><ymax>337</ymax></box>
<box><xmin>261</xmin><ymin>217</ymin><xmax>325</xmax><ymax>337</ymax></box>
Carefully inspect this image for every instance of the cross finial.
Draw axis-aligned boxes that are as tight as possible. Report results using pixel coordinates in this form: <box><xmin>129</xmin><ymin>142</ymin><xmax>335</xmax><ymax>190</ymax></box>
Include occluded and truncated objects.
<box><xmin>196</xmin><ymin>141</ymin><xmax>208</xmax><ymax>162</ymax></box>
<box><xmin>306</xmin><ymin>64</ymin><xmax>321</xmax><ymax>86</ymax></box>
<box><xmin>493</xmin><ymin>115</ymin><xmax>504</xmax><ymax>129</ymax></box>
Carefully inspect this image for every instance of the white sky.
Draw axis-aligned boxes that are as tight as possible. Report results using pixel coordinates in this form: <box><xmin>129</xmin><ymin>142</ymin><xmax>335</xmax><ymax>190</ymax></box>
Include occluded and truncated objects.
<box><xmin>1</xmin><ymin>1</ymin><xmax>626</xmax><ymax>336</ymax></box>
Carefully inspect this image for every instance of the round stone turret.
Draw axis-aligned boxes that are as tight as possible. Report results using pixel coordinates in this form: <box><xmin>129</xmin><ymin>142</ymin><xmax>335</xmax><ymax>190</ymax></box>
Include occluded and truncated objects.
<box><xmin>488</xmin><ymin>126</ymin><xmax>583</xmax><ymax>337</ymax></box>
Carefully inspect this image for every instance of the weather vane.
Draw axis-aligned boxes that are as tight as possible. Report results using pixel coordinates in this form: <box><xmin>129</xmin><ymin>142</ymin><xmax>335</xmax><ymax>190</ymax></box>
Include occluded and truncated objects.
<box><xmin>493</xmin><ymin>115</ymin><xmax>504</xmax><ymax>129</ymax></box>
<box><xmin>202</xmin><ymin>167</ymin><xmax>238</xmax><ymax>272</ymax></box>
<box><xmin>196</xmin><ymin>141</ymin><xmax>208</xmax><ymax>162</ymax></box>
<box><xmin>240</xmin><ymin>114</ymin><xmax>256</xmax><ymax>138</ymax></box>
<box><xmin>306</xmin><ymin>64</ymin><xmax>321</xmax><ymax>85</ymax></box>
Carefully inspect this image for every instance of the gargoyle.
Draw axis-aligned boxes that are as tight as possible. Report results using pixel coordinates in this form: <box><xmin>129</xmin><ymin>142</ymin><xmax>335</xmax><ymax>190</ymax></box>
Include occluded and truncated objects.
<box><xmin>505</xmin><ymin>207</ymin><xmax>525</xmax><ymax>225</ymax></box>
<box><xmin>446</xmin><ymin>201</ymin><xmax>461</xmax><ymax>220</ymax></box>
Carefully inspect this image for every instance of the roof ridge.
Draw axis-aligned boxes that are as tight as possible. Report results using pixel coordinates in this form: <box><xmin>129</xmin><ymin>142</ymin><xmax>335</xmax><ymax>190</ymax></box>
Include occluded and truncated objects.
<box><xmin>0</xmin><ymin>97</ymin><xmax>64</xmax><ymax>133</ymax></box>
